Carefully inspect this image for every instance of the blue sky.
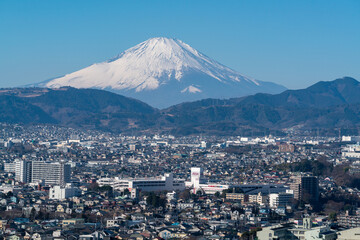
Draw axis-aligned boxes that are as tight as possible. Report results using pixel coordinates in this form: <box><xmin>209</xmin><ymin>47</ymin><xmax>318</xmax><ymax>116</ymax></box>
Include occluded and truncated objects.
<box><xmin>0</xmin><ymin>0</ymin><xmax>359</xmax><ymax>89</ymax></box>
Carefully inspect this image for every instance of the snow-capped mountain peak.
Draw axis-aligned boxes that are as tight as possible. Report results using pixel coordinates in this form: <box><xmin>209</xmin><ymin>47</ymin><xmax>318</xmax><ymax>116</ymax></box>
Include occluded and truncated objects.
<box><xmin>181</xmin><ymin>85</ymin><xmax>202</xmax><ymax>93</ymax></box>
<box><xmin>41</xmin><ymin>37</ymin><xmax>286</xmax><ymax>108</ymax></box>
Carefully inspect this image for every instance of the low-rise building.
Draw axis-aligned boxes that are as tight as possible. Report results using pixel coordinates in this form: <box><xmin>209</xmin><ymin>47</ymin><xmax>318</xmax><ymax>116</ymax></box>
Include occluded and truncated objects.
<box><xmin>49</xmin><ymin>183</ymin><xmax>81</xmax><ymax>200</ymax></box>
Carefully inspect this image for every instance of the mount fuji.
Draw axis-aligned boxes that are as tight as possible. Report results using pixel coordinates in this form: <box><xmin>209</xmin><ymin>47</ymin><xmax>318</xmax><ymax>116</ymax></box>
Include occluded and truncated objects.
<box><xmin>40</xmin><ymin>37</ymin><xmax>286</xmax><ymax>108</ymax></box>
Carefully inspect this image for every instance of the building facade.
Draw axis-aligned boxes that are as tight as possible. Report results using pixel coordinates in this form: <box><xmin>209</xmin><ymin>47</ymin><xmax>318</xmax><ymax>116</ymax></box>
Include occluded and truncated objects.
<box><xmin>290</xmin><ymin>174</ymin><xmax>319</xmax><ymax>204</ymax></box>
<box><xmin>269</xmin><ymin>192</ymin><xmax>294</xmax><ymax>208</ymax></box>
<box><xmin>15</xmin><ymin>160</ymin><xmax>32</xmax><ymax>183</ymax></box>
<box><xmin>49</xmin><ymin>183</ymin><xmax>81</xmax><ymax>200</ymax></box>
<box><xmin>98</xmin><ymin>173</ymin><xmax>185</xmax><ymax>192</ymax></box>
<box><xmin>15</xmin><ymin>160</ymin><xmax>71</xmax><ymax>185</ymax></box>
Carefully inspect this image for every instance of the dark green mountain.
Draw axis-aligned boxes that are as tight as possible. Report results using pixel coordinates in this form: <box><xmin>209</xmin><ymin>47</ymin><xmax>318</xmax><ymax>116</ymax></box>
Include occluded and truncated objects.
<box><xmin>1</xmin><ymin>77</ymin><xmax>360</xmax><ymax>135</ymax></box>
<box><xmin>160</xmin><ymin>77</ymin><xmax>360</xmax><ymax>135</ymax></box>
<box><xmin>240</xmin><ymin>77</ymin><xmax>360</xmax><ymax>108</ymax></box>
<box><xmin>0</xmin><ymin>95</ymin><xmax>56</xmax><ymax>124</ymax></box>
<box><xmin>0</xmin><ymin>87</ymin><xmax>158</xmax><ymax>132</ymax></box>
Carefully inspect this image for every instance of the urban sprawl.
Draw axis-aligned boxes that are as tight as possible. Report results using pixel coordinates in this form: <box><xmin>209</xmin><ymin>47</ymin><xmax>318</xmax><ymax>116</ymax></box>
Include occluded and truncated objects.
<box><xmin>1</xmin><ymin>124</ymin><xmax>360</xmax><ymax>239</ymax></box>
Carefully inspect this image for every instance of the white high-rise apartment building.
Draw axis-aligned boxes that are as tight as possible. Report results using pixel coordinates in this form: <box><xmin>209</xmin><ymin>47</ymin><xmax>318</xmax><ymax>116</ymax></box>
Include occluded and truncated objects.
<box><xmin>15</xmin><ymin>160</ymin><xmax>32</xmax><ymax>183</ymax></box>
<box><xmin>15</xmin><ymin>160</ymin><xmax>70</xmax><ymax>185</ymax></box>
<box><xmin>32</xmin><ymin>161</ymin><xmax>71</xmax><ymax>185</ymax></box>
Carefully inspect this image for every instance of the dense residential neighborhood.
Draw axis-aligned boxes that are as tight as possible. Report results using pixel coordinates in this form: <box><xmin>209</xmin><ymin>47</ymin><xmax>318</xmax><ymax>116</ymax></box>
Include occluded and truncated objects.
<box><xmin>0</xmin><ymin>124</ymin><xmax>359</xmax><ymax>239</ymax></box>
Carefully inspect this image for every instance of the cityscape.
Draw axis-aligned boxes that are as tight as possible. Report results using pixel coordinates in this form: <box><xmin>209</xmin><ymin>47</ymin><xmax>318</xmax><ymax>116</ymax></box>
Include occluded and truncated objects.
<box><xmin>1</xmin><ymin>1</ymin><xmax>360</xmax><ymax>239</ymax></box>
<box><xmin>0</xmin><ymin>124</ymin><xmax>359</xmax><ymax>239</ymax></box>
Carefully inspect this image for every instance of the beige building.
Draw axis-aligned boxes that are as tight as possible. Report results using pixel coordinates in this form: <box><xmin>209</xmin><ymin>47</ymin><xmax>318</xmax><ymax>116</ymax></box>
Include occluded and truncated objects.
<box><xmin>337</xmin><ymin>227</ymin><xmax>360</xmax><ymax>240</ymax></box>
<box><xmin>248</xmin><ymin>192</ymin><xmax>268</xmax><ymax>205</ymax></box>
<box><xmin>62</xmin><ymin>218</ymin><xmax>85</xmax><ymax>226</ymax></box>
<box><xmin>226</xmin><ymin>193</ymin><xmax>248</xmax><ymax>203</ymax></box>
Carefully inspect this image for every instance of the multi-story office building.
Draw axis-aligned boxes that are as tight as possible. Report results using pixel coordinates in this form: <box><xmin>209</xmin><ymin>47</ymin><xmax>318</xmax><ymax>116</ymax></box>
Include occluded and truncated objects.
<box><xmin>15</xmin><ymin>160</ymin><xmax>70</xmax><ymax>185</ymax></box>
<box><xmin>290</xmin><ymin>173</ymin><xmax>319</xmax><ymax>204</ymax></box>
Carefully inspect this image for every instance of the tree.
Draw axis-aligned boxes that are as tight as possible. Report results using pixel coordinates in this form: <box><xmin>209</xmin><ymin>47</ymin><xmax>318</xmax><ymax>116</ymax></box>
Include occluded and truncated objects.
<box><xmin>146</xmin><ymin>192</ymin><xmax>165</xmax><ymax>208</ymax></box>
<box><xmin>88</xmin><ymin>182</ymin><xmax>99</xmax><ymax>191</ymax></box>
<box><xmin>329</xmin><ymin>212</ymin><xmax>337</xmax><ymax>221</ymax></box>
<box><xmin>99</xmin><ymin>185</ymin><xmax>113</xmax><ymax>197</ymax></box>
<box><xmin>30</xmin><ymin>208</ymin><xmax>36</xmax><ymax>221</ymax></box>
<box><xmin>123</xmin><ymin>188</ymin><xmax>130</xmax><ymax>196</ymax></box>
<box><xmin>179</xmin><ymin>189</ymin><xmax>190</xmax><ymax>200</ymax></box>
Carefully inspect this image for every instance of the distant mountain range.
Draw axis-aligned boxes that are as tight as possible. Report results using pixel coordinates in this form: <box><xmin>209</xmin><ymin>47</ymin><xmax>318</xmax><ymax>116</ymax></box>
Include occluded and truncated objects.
<box><xmin>2</xmin><ymin>77</ymin><xmax>360</xmax><ymax>135</ymax></box>
<box><xmin>161</xmin><ymin>77</ymin><xmax>360</xmax><ymax>135</ymax></box>
<box><xmin>0</xmin><ymin>87</ymin><xmax>157</xmax><ymax>132</ymax></box>
<box><xmin>35</xmin><ymin>37</ymin><xmax>286</xmax><ymax>108</ymax></box>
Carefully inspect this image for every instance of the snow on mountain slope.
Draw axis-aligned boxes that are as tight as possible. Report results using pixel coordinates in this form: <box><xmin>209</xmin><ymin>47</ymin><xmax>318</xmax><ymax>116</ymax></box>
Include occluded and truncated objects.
<box><xmin>181</xmin><ymin>85</ymin><xmax>202</xmax><ymax>93</ymax></box>
<box><xmin>42</xmin><ymin>37</ymin><xmax>286</xmax><ymax>108</ymax></box>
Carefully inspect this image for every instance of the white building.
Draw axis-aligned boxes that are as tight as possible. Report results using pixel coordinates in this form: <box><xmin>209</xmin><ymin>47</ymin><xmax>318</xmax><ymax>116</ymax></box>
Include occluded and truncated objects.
<box><xmin>166</xmin><ymin>191</ymin><xmax>177</xmax><ymax>202</ymax></box>
<box><xmin>269</xmin><ymin>192</ymin><xmax>294</xmax><ymax>208</ymax></box>
<box><xmin>201</xmin><ymin>141</ymin><xmax>210</xmax><ymax>148</ymax></box>
<box><xmin>289</xmin><ymin>218</ymin><xmax>336</xmax><ymax>240</ymax></box>
<box><xmin>98</xmin><ymin>173</ymin><xmax>185</xmax><ymax>192</ymax></box>
<box><xmin>188</xmin><ymin>167</ymin><xmax>287</xmax><ymax>195</ymax></box>
<box><xmin>257</xmin><ymin>218</ymin><xmax>336</xmax><ymax>240</ymax></box>
<box><xmin>342</xmin><ymin>136</ymin><xmax>360</xmax><ymax>142</ymax></box>
<box><xmin>4</xmin><ymin>162</ymin><xmax>16</xmax><ymax>173</ymax></box>
<box><xmin>248</xmin><ymin>192</ymin><xmax>268</xmax><ymax>205</ymax></box>
<box><xmin>342</xmin><ymin>144</ymin><xmax>360</xmax><ymax>158</ymax></box>
<box><xmin>31</xmin><ymin>161</ymin><xmax>71</xmax><ymax>185</ymax></box>
<box><xmin>188</xmin><ymin>167</ymin><xmax>229</xmax><ymax>194</ymax></box>
<box><xmin>15</xmin><ymin>159</ymin><xmax>32</xmax><ymax>183</ymax></box>
<box><xmin>0</xmin><ymin>185</ymin><xmax>21</xmax><ymax>194</ymax></box>
<box><xmin>15</xmin><ymin>160</ymin><xmax>71</xmax><ymax>185</ymax></box>
<box><xmin>49</xmin><ymin>183</ymin><xmax>80</xmax><ymax>200</ymax></box>
<box><xmin>190</xmin><ymin>167</ymin><xmax>206</xmax><ymax>189</ymax></box>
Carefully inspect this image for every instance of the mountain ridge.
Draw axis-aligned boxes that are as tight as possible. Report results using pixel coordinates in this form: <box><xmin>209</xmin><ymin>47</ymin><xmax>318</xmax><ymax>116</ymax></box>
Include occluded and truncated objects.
<box><xmin>2</xmin><ymin>77</ymin><xmax>360</xmax><ymax>135</ymax></box>
<box><xmin>160</xmin><ymin>77</ymin><xmax>360</xmax><ymax>135</ymax></box>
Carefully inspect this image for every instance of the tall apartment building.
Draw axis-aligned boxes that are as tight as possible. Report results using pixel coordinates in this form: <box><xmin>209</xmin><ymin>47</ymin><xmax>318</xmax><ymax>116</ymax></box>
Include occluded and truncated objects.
<box><xmin>15</xmin><ymin>160</ymin><xmax>70</xmax><ymax>185</ymax></box>
<box><xmin>32</xmin><ymin>161</ymin><xmax>71</xmax><ymax>185</ymax></box>
<box><xmin>290</xmin><ymin>174</ymin><xmax>319</xmax><ymax>204</ymax></box>
<box><xmin>15</xmin><ymin>160</ymin><xmax>32</xmax><ymax>183</ymax></box>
